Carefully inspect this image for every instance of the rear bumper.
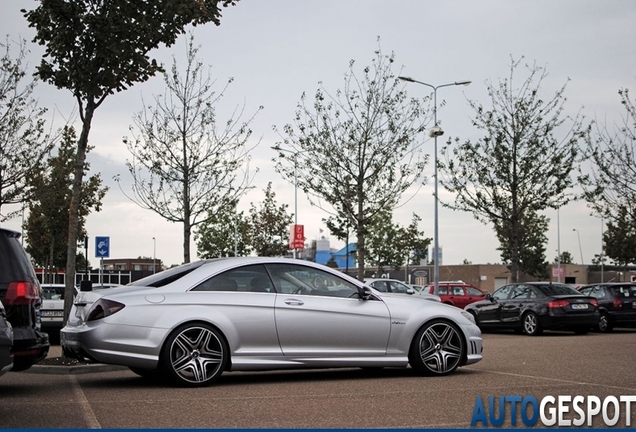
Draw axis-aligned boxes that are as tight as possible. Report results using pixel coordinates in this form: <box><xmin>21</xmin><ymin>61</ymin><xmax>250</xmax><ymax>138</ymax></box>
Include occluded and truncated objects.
<box><xmin>10</xmin><ymin>328</ymin><xmax>49</xmax><ymax>371</ymax></box>
<box><xmin>540</xmin><ymin>311</ymin><xmax>599</xmax><ymax>330</ymax></box>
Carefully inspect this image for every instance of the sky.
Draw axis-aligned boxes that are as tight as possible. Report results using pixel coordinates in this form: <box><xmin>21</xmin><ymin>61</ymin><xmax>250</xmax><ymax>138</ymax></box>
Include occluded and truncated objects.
<box><xmin>1</xmin><ymin>1</ymin><xmax>635</xmax><ymax>268</ymax></box>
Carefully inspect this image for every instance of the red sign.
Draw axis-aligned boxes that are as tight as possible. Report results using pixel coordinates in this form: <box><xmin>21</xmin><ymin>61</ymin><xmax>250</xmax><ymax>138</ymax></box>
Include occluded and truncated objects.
<box><xmin>289</xmin><ymin>224</ymin><xmax>304</xmax><ymax>250</ymax></box>
<box><xmin>552</xmin><ymin>267</ymin><xmax>564</xmax><ymax>278</ymax></box>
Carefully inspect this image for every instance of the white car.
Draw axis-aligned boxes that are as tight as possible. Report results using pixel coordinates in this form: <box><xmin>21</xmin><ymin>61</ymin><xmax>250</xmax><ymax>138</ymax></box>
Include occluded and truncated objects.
<box><xmin>364</xmin><ymin>278</ymin><xmax>441</xmax><ymax>302</ymax></box>
<box><xmin>62</xmin><ymin>258</ymin><xmax>482</xmax><ymax>387</ymax></box>
<box><xmin>40</xmin><ymin>284</ymin><xmax>66</xmax><ymax>330</ymax></box>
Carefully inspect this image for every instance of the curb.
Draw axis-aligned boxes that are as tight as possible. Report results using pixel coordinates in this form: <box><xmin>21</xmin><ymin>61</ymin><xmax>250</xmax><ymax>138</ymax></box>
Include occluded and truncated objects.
<box><xmin>25</xmin><ymin>363</ymin><xmax>128</xmax><ymax>375</ymax></box>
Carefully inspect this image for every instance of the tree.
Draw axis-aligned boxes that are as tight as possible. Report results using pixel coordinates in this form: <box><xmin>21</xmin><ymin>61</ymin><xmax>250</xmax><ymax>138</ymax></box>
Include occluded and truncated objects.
<box><xmin>196</xmin><ymin>199</ymin><xmax>251</xmax><ymax>258</ymax></box>
<box><xmin>248</xmin><ymin>182</ymin><xmax>293</xmax><ymax>257</ymax></box>
<box><xmin>554</xmin><ymin>251</ymin><xmax>574</xmax><ymax>265</ymax></box>
<box><xmin>438</xmin><ymin>58</ymin><xmax>586</xmax><ymax>282</ymax></box>
<box><xmin>0</xmin><ymin>36</ymin><xmax>52</xmax><ymax>221</ymax></box>
<box><xmin>365</xmin><ymin>210</ymin><xmax>431</xmax><ymax>274</ymax></box>
<box><xmin>581</xmin><ymin>88</ymin><xmax>636</xmax><ymax>226</ymax></box>
<box><xmin>23</xmin><ymin>0</ymin><xmax>240</xmax><ymax>322</ymax></box>
<box><xmin>603</xmin><ymin>206</ymin><xmax>636</xmax><ymax>267</ymax></box>
<box><xmin>274</xmin><ymin>44</ymin><xmax>429</xmax><ymax>280</ymax></box>
<box><xmin>24</xmin><ymin>126</ymin><xmax>107</xmax><ymax>279</ymax></box>
<box><xmin>120</xmin><ymin>33</ymin><xmax>260</xmax><ymax>263</ymax></box>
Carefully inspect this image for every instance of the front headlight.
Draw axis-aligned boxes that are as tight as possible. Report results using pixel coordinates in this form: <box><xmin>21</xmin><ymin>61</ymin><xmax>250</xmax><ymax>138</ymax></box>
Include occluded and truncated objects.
<box><xmin>461</xmin><ymin>310</ymin><xmax>476</xmax><ymax>325</ymax></box>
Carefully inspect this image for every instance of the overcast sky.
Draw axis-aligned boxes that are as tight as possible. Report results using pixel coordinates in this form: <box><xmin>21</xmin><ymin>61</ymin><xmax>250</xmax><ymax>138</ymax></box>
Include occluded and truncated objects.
<box><xmin>2</xmin><ymin>1</ymin><xmax>635</xmax><ymax>268</ymax></box>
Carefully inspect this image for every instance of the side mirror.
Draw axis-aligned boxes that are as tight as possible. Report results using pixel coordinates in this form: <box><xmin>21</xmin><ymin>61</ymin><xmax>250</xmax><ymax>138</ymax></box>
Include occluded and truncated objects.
<box><xmin>360</xmin><ymin>287</ymin><xmax>375</xmax><ymax>300</ymax></box>
<box><xmin>406</xmin><ymin>288</ymin><xmax>415</xmax><ymax>295</ymax></box>
<box><xmin>486</xmin><ymin>293</ymin><xmax>494</xmax><ymax>302</ymax></box>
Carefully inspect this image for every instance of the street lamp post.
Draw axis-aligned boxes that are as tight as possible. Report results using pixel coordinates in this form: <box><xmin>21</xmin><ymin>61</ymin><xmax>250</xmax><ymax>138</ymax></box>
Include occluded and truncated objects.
<box><xmin>272</xmin><ymin>146</ymin><xmax>298</xmax><ymax>259</ymax></box>
<box><xmin>573</xmin><ymin>228</ymin><xmax>584</xmax><ymax>265</ymax></box>
<box><xmin>152</xmin><ymin>237</ymin><xmax>156</xmax><ymax>273</ymax></box>
<box><xmin>398</xmin><ymin>76</ymin><xmax>471</xmax><ymax>295</ymax></box>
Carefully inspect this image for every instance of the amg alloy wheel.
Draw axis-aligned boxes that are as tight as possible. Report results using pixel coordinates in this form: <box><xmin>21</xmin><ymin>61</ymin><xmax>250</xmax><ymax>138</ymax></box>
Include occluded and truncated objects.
<box><xmin>161</xmin><ymin>323</ymin><xmax>228</xmax><ymax>387</ymax></box>
<box><xmin>409</xmin><ymin>320</ymin><xmax>465</xmax><ymax>376</ymax></box>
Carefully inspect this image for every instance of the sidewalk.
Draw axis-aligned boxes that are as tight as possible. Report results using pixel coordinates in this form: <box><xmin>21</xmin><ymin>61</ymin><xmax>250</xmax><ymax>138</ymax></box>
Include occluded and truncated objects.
<box><xmin>25</xmin><ymin>343</ymin><xmax>127</xmax><ymax>375</ymax></box>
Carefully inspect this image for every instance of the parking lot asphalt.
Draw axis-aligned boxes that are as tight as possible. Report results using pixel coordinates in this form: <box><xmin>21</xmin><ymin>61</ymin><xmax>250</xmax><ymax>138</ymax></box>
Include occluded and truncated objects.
<box><xmin>2</xmin><ymin>329</ymin><xmax>636</xmax><ymax>429</ymax></box>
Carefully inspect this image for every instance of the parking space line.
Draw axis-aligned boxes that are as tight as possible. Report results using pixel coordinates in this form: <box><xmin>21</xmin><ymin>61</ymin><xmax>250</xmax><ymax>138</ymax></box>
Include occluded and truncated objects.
<box><xmin>68</xmin><ymin>375</ymin><xmax>101</xmax><ymax>428</ymax></box>
<box><xmin>469</xmin><ymin>368</ymin><xmax>636</xmax><ymax>392</ymax></box>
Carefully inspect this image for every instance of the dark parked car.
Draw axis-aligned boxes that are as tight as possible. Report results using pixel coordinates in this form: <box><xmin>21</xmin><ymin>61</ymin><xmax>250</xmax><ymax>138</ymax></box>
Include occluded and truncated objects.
<box><xmin>465</xmin><ymin>282</ymin><xmax>599</xmax><ymax>336</ymax></box>
<box><xmin>424</xmin><ymin>281</ymin><xmax>488</xmax><ymax>309</ymax></box>
<box><xmin>0</xmin><ymin>228</ymin><xmax>49</xmax><ymax>371</ymax></box>
<box><xmin>577</xmin><ymin>283</ymin><xmax>636</xmax><ymax>332</ymax></box>
<box><xmin>0</xmin><ymin>300</ymin><xmax>13</xmax><ymax>376</ymax></box>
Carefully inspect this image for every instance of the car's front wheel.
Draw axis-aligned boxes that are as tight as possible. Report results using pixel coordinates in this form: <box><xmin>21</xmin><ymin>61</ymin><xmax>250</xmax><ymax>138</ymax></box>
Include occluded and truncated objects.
<box><xmin>161</xmin><ymin>323</ymin><xmax>228</xmax><ymax>387</ymax></box>
<box><xmin>409</xmin><ymin>319</ymin><xmax>465</xmax><ymax>376</ymax></box>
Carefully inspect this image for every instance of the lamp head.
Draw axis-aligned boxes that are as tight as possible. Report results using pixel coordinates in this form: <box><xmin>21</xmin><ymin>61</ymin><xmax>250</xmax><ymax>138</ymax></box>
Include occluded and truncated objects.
<box><xmin>398</xmin><ymin>76</ymin><xmax>414</xmax><ymax>82</ymax></box>
<box><xmin>429</xmin><ymin>125</ymin><xmax>444</xmax><ymax>137</ymax></box>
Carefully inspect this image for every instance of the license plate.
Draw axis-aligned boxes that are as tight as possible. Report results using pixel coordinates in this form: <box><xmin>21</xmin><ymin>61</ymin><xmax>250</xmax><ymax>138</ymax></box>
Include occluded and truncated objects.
<box><xmin>571</xmin><ymin>304</ymin><xmax>588</xmax><ymax>310</ymax></box>
<box><xmin>41</xmin><ymin>310</ymin><xmax>64</xmax><ymax>317</ymax></box>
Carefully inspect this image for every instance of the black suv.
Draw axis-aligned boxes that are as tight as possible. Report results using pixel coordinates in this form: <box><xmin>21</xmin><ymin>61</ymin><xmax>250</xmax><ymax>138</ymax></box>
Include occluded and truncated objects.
<box><xmin>578</xmin><ymin>283</ymin><xmax>636</xmax><ymax>332</ymax></box>
<box><xmin>0</xmin><ymin>228</ymin><xmax>49</xmax><ymax>370</ymax></box>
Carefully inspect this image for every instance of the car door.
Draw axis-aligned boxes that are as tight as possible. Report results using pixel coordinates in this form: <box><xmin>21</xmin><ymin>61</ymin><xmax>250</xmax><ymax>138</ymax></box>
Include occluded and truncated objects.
<box><xmin>268</xmin><ymin>263</ymin><xmax>391</xmax><ymax>357</ymax></box>
<box><xmin>448</xmin><ymin>285</ymin><xmax>468</xmax><ymax>308</ymax></box>
<box><xmin>501</xmin><ymin>285</ymin><xmax>532</xmax><ymax>323</ymax></box>
<box><xmin>474</xmin><ymin>285</ymin><xmax>514</xmax><ymax>325</ymax></box>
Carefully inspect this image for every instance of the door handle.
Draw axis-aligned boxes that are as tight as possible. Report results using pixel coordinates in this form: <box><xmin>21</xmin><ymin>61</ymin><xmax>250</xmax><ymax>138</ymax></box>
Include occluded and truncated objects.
<box><xmin>284</xmin><ymin>299</ymin><xmax>304</xmax><ymax>306</ymax></box>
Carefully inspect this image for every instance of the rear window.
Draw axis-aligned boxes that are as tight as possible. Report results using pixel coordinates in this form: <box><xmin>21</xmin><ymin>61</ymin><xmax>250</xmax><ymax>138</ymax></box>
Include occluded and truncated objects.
<box><xmin>128</xmin><ymin>260</ymin><xmax>212</xmax><ymax>287</ymax></box>
<box><xmin>0</xmin><ymin>229</ymin><xmax>38</xmax><ymax>288</ymax></box>
<box><xmin>534</xmin><ymin>284</ymin><xmax>581</xmax><ymax>296</ymax></box>
<box><xmin>610</xmin><ymin>285</ymin><xmax>636</xmax><ymax>298</ymax></box>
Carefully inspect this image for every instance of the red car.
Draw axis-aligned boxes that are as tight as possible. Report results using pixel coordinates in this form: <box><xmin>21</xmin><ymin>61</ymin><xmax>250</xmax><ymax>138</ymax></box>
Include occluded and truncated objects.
<box><xmin>426</xmin><ymin>281</ymin><xmax>488</xmax><ymax>309</ymax></box>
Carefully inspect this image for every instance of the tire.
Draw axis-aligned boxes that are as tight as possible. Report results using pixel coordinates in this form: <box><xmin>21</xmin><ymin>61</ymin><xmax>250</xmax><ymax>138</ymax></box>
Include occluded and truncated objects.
<box><xmin>522</xmin><ymin>312</ymin><xmax>543</xmax><ymax>336</ymax></box>
<box><xmin>409</xmin><ymin>319</ymin><xmax>465</xmax><ymax>376</ymax></box>
<box><xmin>598</xmin><ymin>313</ymin><xmax>613</xmax><ymax>333</ymax></box>
<box><xmin>161</xmin><ymin>323</ymin><xmax>228</xmax><ymax>387</ymax></box>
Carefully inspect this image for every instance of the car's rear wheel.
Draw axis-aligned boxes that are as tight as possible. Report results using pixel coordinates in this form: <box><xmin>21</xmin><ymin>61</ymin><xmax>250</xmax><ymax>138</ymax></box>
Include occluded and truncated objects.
<box><xmin>409</xmin><ymin>319</ymin><xmax>465</xmax><ymax>376</ymax></box>
<box><xmin>161</xmin><ymin>323</ymin><xmax>228</xmax><ymax>387</ymax></box>
<box><xmin>598</xmin><ymin>313</ymin><xmax>613</xmax><ymax>333</ymax></box>
<box><xmin>522</xmin><ymin>312</ymin><xmax>543</xmax><ymax>336</ymax></box>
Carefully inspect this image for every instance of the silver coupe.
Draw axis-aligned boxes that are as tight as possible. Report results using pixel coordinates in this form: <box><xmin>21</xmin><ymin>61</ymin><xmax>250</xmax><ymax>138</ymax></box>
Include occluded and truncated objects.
<box><xmin>61</xmin><ymin>257</ymin><xmax>483</xmax><ymax>386</ymax></box>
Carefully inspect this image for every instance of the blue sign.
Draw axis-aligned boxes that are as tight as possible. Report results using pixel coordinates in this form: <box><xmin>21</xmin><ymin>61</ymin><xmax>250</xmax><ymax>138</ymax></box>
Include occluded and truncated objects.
<box><xmin>95</xmin><ymin>236</ymin><xmax>110</xmax><ymax>258</ymax></box>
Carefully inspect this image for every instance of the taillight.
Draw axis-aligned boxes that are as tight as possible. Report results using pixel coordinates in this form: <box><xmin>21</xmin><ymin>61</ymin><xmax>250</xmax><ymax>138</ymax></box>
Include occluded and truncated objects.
<box><xmin>86</xmin><ymin>299</ymin><xmax>125</xmax><ymax>321</ymax></box>
<box><xmin>612</xmin><ymin>297</ymin><xmax>622</xmax><ymax>310</ymax></box>
<box><xmin>4</xmin><ymin>281</ymin><xmax>40</xmax><ymax>305</ymax></box>
<box><xmin>548</xmin><ymin>299</ymin><xmax>569</xmax><ymax>308</ymax></box>
<box><xmin>590</xmin><ymin>299</ymin><xmax>598</xmax><ymax>307</ymax></box>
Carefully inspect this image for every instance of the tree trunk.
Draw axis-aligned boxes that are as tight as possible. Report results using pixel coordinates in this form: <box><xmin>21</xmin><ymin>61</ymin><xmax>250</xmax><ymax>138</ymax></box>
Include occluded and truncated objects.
<box><xmin>63</xmin><ymin>103</ymin><xmax>95</xmax><ymax>325</ymax></box>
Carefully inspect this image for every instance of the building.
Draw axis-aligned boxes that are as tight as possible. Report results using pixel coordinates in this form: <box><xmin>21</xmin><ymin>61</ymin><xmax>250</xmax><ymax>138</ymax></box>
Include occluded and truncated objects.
<box><xmin>102</xmin><ymin>257</ymin><xmax>162</xmax><ymax>273</ymax></box>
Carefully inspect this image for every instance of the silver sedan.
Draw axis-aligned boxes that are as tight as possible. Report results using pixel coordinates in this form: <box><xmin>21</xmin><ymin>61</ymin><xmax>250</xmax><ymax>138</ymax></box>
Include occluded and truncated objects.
<box><xmin>61</xmin><ymin>257</ymin><xmax>483</xmax><ymax>387</ymax></box>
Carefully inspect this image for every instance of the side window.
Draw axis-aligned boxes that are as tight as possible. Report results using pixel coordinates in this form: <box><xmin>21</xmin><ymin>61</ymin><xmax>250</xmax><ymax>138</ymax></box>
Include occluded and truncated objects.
<box><xmin>492</xmin><ymin>285</ymin><xmax>513</xmax><ymax>300</ymax></box>
<box><xmin>388</xmin><ymin>281</ymin><xmax>410</xmax><ymax>293</ymax></box>
<box><xmin>451</xmin><ymin>286</ymin><xmax>465</xmax><ymax>296</ymax></box>
<box><xmin>191</xmin><ymin>265</ymin><xmax>274</xmax><ymax>293</ymax></box>
<box><xmin>371</xmin><ymin>281</ymin><xmax>388</xmax><ymax>292</ymax></box>
<box><xmin>437</xmin><ymin>286</ymin><xmax>448</xmax><ymax>295</ymax></box>
<box><xmin>466</xmin><ymin>287</ymin><xmax>483</xmax><ymax>296</ymax></box>
<box><xmin>266</xmin><ymin>264</ymin><xmax>359</xmax><ymax>298</ymax></box>
<box><xmin>510</xmin><ymin>285</ymin><xmax>531</xmax><ymax>299</ymax></box>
